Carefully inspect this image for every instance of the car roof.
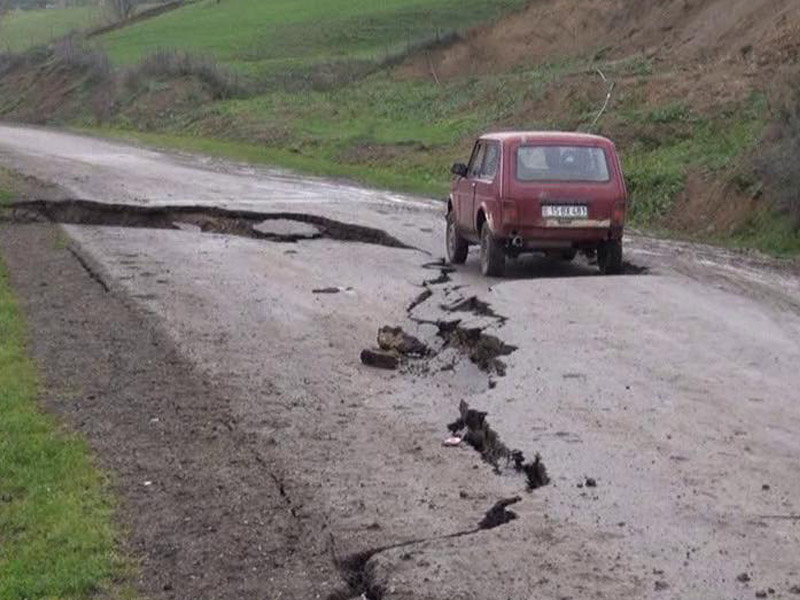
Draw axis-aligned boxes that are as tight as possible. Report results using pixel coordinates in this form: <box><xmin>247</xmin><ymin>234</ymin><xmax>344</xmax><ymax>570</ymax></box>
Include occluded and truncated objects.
<box><xmin>480</xmin><ymin>131</ymin><xmax>612</xmax><ymax>145</ymax></box>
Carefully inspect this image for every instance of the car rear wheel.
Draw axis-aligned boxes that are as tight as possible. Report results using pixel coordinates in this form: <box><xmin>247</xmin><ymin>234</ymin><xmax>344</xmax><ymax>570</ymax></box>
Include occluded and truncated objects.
<box><xmin>480</xmin><ymin>224</ymin><xmax>505</xmax><ymax>277</ymax></box>
<box><xmin>598</xmin><ymin>240</ymin><xmax>623</xmax><ymax>275</ymax></box>
<box><xmin>446</xmin><ymin>211</ymin><xmax>468</xmax><ymax>265</ymax></box>
<box><xmin>559</xmin><ymin>249</ymin><xmax>578</xmax><ymax>262</ymax></box>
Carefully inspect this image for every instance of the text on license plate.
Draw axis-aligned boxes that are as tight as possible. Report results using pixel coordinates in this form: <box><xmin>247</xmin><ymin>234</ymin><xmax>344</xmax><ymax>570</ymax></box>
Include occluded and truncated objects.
<box><xmin>542</xmin><ymin>205</ymin><xmax>588</xmax><ymax>219</ymax></box>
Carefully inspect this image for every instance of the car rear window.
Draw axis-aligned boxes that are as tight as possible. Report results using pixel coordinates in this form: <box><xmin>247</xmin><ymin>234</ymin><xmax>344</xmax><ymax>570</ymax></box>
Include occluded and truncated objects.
<box><xmin>516</xmin><ymin>145</ymin><xmax>610</xmax><ymax>182</ymax></box>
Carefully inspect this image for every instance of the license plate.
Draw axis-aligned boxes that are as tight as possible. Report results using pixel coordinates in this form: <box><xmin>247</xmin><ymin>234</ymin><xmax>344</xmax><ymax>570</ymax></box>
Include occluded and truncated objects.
<box><xmin>542</xmin><ymin>205</ymin><xmax>588</xmax><ymax>219</ymax></box>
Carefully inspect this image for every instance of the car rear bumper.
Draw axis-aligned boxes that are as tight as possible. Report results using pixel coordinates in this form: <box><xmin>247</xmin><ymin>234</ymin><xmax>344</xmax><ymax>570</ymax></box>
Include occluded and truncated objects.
<box><xmin>496</xmin><ymin>221</ymin><xmax>623</xmax><ymax>248</ymax></box>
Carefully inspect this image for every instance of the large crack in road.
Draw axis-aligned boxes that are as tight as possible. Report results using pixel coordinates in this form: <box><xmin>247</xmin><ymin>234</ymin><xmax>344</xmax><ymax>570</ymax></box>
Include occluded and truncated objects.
<box><xmin>3</xmin><ymin>199</ymin><xmax>416</xmax><ymax>249</ymax></box>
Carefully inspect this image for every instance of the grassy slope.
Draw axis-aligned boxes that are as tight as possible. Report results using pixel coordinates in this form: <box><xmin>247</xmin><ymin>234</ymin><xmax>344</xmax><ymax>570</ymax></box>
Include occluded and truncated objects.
<box><xmin>100</xmin><ymin>0</ymin><xmax>528</xmax><ymax>75</ymax></box>
<box><xmin>0</xmin><ymin>174</ymin><xmax>128</xmax><ymax>599</ymax></box>
<box><xmin>0</xmin><ymin>6</ymin><xmax>103</xmax><ymax>52</ymax></box>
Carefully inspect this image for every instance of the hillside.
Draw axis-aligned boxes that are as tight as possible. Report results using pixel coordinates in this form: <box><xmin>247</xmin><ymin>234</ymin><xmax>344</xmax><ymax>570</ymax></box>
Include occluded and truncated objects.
<box><xmin>404</xmin><ymin>0</ymin><xmax>800</xmax><ymax>79</ymax></box>
<box><xmin>0</xmin><ymin>5</ymin><xmax>103</xmax><ymax>51</ymax></box>
<box><xmin>0</xmin><ymin>0</ymin><xmax>799</xmax><ymax>253</ymax></box>
<box><xmin>98</xmin><ymin>0</ymin><xmax>529</xmax><ymax>77</ymax></box>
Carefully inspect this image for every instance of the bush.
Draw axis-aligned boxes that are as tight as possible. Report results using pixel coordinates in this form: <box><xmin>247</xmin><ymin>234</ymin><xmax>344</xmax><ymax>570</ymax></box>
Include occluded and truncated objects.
<box><xmin>123</xmin><ymin>49</ymin><xmax>244</xmax><ymax>99</ymax></box>
<box><xmin>52</xmin><ymin>36</ymin><xmax>111</xmax><ymax>83</ymax></box>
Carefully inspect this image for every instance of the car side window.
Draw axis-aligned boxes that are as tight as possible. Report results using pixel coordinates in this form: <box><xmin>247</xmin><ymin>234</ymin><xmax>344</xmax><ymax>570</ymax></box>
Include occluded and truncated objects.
<box><xmin>480</xmin><ymin>143</ymin><xmax>500</xmax><ymax>181</ymax></box>
<box><xmin>468</xmin><ymin>142</ymin><xmax>486</xmax><ymax>178</ymax></box>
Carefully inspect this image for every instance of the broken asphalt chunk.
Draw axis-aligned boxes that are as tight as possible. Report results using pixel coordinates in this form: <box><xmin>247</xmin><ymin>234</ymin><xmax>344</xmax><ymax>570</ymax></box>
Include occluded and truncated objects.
<box><xmin>452</xmin><ymin>400</ymin><xmax>550</xmax><ymax>490</ymax></box>
<box><xmin>360</xmin><ymin>349</ymin><xmax>399</xmax><ymax>370</ymax></box>
<box><xmin>377</xmin><ymin>326</ymin><xmax>428</xmax><ymax>357</ymax></box>
<box><xmin>479</xmin><ymin>496</ymin><xmax>521</xmax><ymax>530</ymax></box>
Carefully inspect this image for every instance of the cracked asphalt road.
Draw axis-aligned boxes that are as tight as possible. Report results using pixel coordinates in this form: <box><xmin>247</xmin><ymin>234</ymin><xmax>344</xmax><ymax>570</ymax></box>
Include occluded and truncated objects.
<box><xmin>2</xmin><ymin>123</ymin><xmax>800</xmax><ymax>598</ymax></box>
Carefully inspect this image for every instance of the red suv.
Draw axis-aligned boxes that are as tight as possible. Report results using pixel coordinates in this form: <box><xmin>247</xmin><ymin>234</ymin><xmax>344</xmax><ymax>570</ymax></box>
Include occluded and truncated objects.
<box><xmin>446</xmin><ymin>131</ymin><xmax>628</xmax><ymax>276</ymax></box>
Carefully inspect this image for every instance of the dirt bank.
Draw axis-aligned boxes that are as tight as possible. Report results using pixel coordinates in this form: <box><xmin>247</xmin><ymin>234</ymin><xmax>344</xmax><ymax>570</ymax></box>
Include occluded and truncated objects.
<box><xmin>402</xmin><ymin>0</ymin><xmax>800</xmax><ymax>80</ymax></box>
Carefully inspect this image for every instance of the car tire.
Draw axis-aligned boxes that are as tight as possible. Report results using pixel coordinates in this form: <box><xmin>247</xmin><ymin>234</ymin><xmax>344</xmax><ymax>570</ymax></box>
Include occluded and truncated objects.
<box><xmin>480</xmin><ymin>224</ymin><xmax>505</xmax><ymax>277</ymax></box>
<box><xmin>598</xmin><ymin>240</ymin><xmax>623</xmax><ymax>275</ymax></box>
<box><xmin>446</xmin><ymin>211</ymin><xmax>469</xmax><ymax>265</ymax></box>
<box><xmin>560</xmin><ymin>249</ymin><xmax>578</xmax><ymax>262</ymax></box>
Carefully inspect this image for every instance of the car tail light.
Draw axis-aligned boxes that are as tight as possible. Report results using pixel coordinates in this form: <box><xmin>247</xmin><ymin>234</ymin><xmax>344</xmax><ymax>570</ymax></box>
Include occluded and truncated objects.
<box><xmin>502</xmin><ymin>201</ymin><xmax>518</xmax><ymax>223</ymax></box>
<box><xmin>612</xmin><ymin>202</ymin><xmax>626</xmax><ymax>226</ymax></box>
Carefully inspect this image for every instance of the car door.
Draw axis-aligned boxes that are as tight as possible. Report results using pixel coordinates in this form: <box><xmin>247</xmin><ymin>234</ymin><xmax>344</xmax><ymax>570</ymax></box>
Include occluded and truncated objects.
<box><xmin>459</xmin><ymin>141</ymin><xmax>486</xmax><ymax>232</ymax></box>
<box><xmin>472</xmin><ymin>141</ymin><xmax>500</xmax><ymax>230</ymax></box>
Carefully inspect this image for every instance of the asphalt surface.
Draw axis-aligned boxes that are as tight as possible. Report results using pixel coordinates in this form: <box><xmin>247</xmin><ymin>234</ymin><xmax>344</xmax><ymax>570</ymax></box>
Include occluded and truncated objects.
<box><xmin>2</xmin><ymin>123</ymin><xmax>800</xmax><ymax>599</ymax></box>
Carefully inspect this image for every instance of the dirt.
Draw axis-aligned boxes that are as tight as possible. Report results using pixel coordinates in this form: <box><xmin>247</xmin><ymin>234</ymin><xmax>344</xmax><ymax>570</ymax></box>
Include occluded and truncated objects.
<box><xmin>449</xmin><ymin>400</ymin><xmax>550</xmax><ymax>490</ymax></box>
<box><xmin>436</xmin><ymin>320</ymin><xmax>517</xmax><ymax>376</ymax></box>
<box><xmin>377</xmin><ymin>326</ymin><xmax>429</xmax><ymax>357</ymax></box>
<box><xmin>360</xmin><ymin>347</ymin><xmax>400</xmax><ymax>370</ymax></box>
<box><xmin>401</xmin><ymin>0</ymin><xmax>800</xmax><ymax>82</ymax></box>
<box><xmin>0</xmin><ymin>223</ymin><xmax>333</xmax><ymax>598</ymax></box>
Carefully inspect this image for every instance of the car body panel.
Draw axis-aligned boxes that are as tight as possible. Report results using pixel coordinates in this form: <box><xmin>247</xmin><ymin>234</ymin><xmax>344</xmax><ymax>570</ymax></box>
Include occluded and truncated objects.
<box><xmin>449</xmin><ymin>131</ymin><xmax>628</xmax><ymax>251</ymax></box>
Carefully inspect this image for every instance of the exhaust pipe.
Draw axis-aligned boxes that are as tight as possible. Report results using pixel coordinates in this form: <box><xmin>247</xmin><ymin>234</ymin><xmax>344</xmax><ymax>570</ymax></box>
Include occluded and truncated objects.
<box><xmin>511</xmin><ymin>236</ymin><xmax>524</xmax><ymax>249</ymax></box>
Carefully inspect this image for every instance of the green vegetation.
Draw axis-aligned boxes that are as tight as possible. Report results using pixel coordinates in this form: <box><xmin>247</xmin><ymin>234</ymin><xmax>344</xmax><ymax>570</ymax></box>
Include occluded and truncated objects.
<box><xmin>96</xmin><ymin>58</ymin><xmax>772</xmax><ymax>219</ymax></box>
<box><xmin>0</xmin><ymin>205</ymin><xmax>127</xmax><ymax>598</ymax></box>
<box><xmin>0</xmin><ymin>168</ymin><xmax>23</xmax><ymax>204</ymax></box>
<box><xmin>88</xmin><ymin>125</ymin><xmax>449</xmax><ymax>196</ymax></box>
<box><xmin>0</xmin><ymin>6</ymin><xmax>103</xmax><ymax>52</ymax></box>
<box><xmin>730</xmin><ymin>211</ymin><xmax>800</xmax><ymax>256</ymax></box>
<box><xmin>1</xmin><ymin>0</ymin><xmax>795</xmax><ymax>254</ymax></box>
<box><xmin>100</xmin><ymin>0</ymin><xmax>527</xmax><ymax>75</ymax></box>
<box><xmin>619</xmin><ymin>94</ymin><xmax>767</xmax><ymax>223</ymax></box>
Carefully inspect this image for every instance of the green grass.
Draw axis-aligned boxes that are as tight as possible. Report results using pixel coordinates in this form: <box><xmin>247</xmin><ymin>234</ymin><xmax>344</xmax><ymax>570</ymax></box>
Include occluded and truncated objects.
<box><xmin>729</xmin><ymin>211</ymin><xmax>800</xmax><ymax>256</ymax></box>
<box><xmin>0</xmin><ymin>6</ymin><xmax>104</xmax><ymax>52</ymax></box>
<box><xmin>83</xmin><ymin>125</ymin><xmax>449</xmax><ymax>197</ymax></box>
<box><xmin>99</xmin><ymin>0</ymin><xmax>527</xmax><ymax>74</ymax></box>
<box><xmin>0</xmin><ymin>168</ymin><xmax>23</xmax><ymax>205</ymax></box>
<box><xmin>96</xmin><ymin>60</ymin><xmax>587</xmax><ymax>197</ymax></box>
<box><xmin>619</xmin><ymin>94</ymin><xmax>768</xmax><ymax>223</ymax></box>
<box><xmin>0</xmin><ymin>234</ymin><xmax>127</xmax><ymax>598</ymax></box>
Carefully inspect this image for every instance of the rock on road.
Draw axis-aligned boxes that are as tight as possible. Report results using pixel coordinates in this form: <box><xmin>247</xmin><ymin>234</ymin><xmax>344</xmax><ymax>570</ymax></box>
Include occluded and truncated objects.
<box><xmin>1</xmin><ymin>123</ymin><xmax>800</xmax><ymax>599</ymax></box>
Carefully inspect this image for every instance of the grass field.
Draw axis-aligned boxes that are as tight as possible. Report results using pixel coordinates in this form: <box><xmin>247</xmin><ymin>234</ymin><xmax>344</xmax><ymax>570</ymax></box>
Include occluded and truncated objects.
<box><xmin>99</xmin><ymin>0</ymin><xmax>527</xmax><ymax>75</ymax></box>
<box><xmin>0</xmin><ymin>180</ymin><xmax>128</xmax><ymax>598</ymax></box>
<box><xmin>0</xmin><ymin>6</ymin><xmax>104</xmax><ymax>52</ymax></box>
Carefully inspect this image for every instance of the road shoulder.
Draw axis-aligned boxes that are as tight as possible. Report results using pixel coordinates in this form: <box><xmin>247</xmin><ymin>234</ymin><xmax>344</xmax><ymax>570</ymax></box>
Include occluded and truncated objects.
<box><xmin>0</xmin><ymin>223</ymin><xmax>330</xmax><ymax>598</ymax></box>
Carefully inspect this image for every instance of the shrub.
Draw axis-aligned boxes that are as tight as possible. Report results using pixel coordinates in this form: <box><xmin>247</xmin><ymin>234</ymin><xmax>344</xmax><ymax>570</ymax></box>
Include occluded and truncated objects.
<box><xmin>52</xmin><ymin>36</ymin><xmax>111</xmax><ymax>83</ymax></box>
<box><xmin>124</xmin><ymin>49</ymin><xmax>244</xmax><ymax>99</ymax></box>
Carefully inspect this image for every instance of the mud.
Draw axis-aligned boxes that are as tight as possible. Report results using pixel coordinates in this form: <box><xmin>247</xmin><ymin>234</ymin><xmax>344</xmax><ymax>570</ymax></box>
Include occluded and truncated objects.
<box><xmin>442</xmin><ymin>295</ymin><xmax>509</xmax><ymax>324</ymax></box>
<box><xmin>360</xmin><ymin>348</ymin><xmax>400</xmax><ymax>370</ymax></box>
<box><xmin>2</xmin><ymin>199</ymin><xmax>415</xmax><ymax>249</ymax></box>
<box><xmin>329</xmin><ymin>493</ymin><xmax>529</xmax><ymax>600</ymax></box>
<box><xmin>421</xmin><ymin>259</ymin><xmax>454</xmax><ymax>285</ymax></box>
<box><xmin>478</xmin><ymin>496</ymin><xmax>521</xmax><ymax>530</ymax></box>
<box><xmin>449</xmin><ymin>400</ymin><xmax>550</xmax><ymax>490</ymax></box>
<box><xmin>437</xmin><ymin>320</ymin><xmax>517</xmax><ymax>376</ymax></box>
<box><xmin>377</xmin><ymin>326</ymin><xmax>428</xmax><ymax>357</ymax></box>
<box><xmin>406</xmin><ymin>288</ymin><xmax>433</xmax><ymax>312</ymax></box>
